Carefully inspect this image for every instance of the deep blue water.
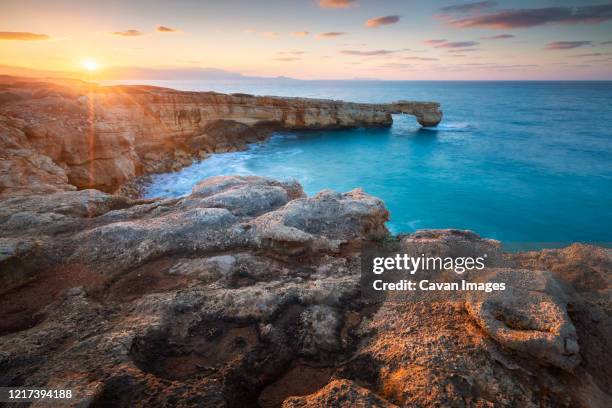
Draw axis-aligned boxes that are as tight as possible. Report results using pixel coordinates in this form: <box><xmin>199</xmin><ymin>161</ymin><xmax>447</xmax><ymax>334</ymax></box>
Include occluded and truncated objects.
<box><xmin>110</xmin><ymin>80</ymin><xmax>612</xmax><ymax>246</ymax></box>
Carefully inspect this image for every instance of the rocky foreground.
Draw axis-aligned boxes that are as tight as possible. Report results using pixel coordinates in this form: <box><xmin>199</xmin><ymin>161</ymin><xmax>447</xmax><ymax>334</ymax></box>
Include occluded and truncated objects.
<box><xmin>0</xmin><ymin>76</ymin><xmax>441</xmax><ymax>197</ymax></box>
<box><xmin>0</xmin><ymin>175</ymin><xmax>610</xmax><ymax>407</ymax></box>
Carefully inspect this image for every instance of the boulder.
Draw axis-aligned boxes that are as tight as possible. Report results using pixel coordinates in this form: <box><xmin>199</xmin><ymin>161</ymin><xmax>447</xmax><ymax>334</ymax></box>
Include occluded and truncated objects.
<box><xmin>466</xmin><ymin>268</ymin><xmax>581</xmax><ymax>371</ymax></box>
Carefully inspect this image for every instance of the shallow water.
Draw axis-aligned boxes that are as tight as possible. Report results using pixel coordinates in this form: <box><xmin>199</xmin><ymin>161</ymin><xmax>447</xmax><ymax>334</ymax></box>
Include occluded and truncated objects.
<box><xmin>111</xmin><ymin>80</ymin><xmax>612</xmax><ymax>246</ymax></box>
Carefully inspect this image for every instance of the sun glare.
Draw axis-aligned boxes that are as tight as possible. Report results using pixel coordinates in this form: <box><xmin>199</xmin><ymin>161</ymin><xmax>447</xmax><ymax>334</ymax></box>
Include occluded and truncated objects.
<box><xmin>82</xmin><ymin>59</ymin><xmax>99</xmax><ymax>72</ymax></box>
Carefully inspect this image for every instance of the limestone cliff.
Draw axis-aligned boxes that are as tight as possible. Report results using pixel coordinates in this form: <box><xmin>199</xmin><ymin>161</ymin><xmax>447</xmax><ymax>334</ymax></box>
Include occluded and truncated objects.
<box><xmin>0</xmin><ymin>77</ymin><xmax>442</xmax><ymax>197</ymax></box>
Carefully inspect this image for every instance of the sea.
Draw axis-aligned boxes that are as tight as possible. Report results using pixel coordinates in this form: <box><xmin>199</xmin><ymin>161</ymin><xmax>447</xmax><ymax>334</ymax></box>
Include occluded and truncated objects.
<box><xmin>103</xmin><ymin>80</ymin><xmax>612</xmax><ymax>248</ymax></box>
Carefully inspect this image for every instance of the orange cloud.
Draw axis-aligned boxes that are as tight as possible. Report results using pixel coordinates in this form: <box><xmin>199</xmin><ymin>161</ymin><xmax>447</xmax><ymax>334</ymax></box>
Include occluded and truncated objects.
<box><xmin>274</xmin><ymin>57</ymin><xmax>301</xmax><ymax>62</ymax></box>
<box><xmin>291</xmin><ymin>31</ymin><xmax>310</xmax><ymax>37</ymax></box>
<box><xmin>156</xmin><ymin>26</ymin><xmax>177</xmax><ymax>33</ymax></box>
<box><xmin>262</xmin><ymin>31</ymin><xmax>280</xmax><ymax>38</ymax></box>
<box><xmin>0</xmin><ymin>31</ymin><xmax>50</xmax><ymax>40</ymax></box>
<box><xmin>365</xmin><ymin>15</ymin><xmax>400</xmax><ymax>28</ymax></box>
<box><xmin>113</xmin><ymin>29</ymin><xmax>144</xmax><ymax>37</ymax></box>
<box><xmin>319</xmin><ymin>0</ymin><xmax>357</xmax><ymax>9</ymax></box>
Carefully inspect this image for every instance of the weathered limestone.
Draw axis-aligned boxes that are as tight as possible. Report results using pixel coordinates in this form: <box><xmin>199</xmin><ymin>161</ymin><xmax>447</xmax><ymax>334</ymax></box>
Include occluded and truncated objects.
<box><xmin>0</xmin><ymin>77</ymin><xmax>442</xmax><ymax>196</ymax></box>
<box><xmin>0</xmin><ymin>177</ymin><xmax>610</xmax><ymax>407</ymax></box>
<box><xmin>466</xmin><ymin>268</ymin><xmax>581</xmax><ymax>372</ymax></box>
<box><xmin>388</xmin><ymin>100</ymin><xmax>442</xmax><ymax>127</ymax></box>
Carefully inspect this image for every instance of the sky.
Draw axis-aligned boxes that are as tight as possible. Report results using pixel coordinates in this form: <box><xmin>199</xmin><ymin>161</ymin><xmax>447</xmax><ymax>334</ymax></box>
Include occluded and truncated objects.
<box><xmin>1</xmin><ymin>0</ymin><xmax>612</xmax><ymax>80</ymax></box>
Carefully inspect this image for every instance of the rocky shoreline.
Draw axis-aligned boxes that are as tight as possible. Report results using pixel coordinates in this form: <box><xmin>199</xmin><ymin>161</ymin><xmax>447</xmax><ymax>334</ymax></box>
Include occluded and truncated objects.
<box><xmin>0</xmin><ymin>76</ymin><xmax>441</xmax><ymax>198</ymax></box>
<box><xmin>0</xmin><ymin>175</ymin><xmax>610</xmax><ymax>407</ymax></box>
<box><xmin>0</xmin><ymin>77</ymin><xmax>610</xmax><ymax>407</ymax></box>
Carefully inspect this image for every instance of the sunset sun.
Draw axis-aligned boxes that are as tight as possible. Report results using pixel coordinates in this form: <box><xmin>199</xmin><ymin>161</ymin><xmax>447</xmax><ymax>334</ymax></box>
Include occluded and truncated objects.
<box><xmin>81</xmin><ymin>58</ymin><xmax>99</xmax><ymax>72</ymax></box>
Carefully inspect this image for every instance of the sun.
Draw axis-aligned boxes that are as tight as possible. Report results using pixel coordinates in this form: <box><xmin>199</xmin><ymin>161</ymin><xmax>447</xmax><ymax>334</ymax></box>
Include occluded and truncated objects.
<box><xmin>81</xmin><ymin>58</ymin><xmax>99</xmax><ymax>72</ymax></box>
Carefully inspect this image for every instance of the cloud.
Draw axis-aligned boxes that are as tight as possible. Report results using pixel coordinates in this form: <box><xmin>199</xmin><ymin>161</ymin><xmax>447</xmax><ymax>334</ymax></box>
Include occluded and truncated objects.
<box><xmin>446</xmin><ymin>48</ymin><xmax>480</xmax><ymax>53</ymax></box>
<box><xmin>113</xmin><ymin>29</ymin><xmax>144</xmax><ymax>37</ymax></box>
<box><xmin>602</xmin><ymin>41</ymin><xmax>612</xmax><ymax>45</ymax></box>
<box><xmin>0</xmin><ymin>31</ymin><xmax>50</xmax><ymax>40</ymax></box>
<box><xmin>244</xmin><ymin>29</ymin><xmax>282</xmax><ymax>38</ymax></box>
<box><xmin>570</xmin><ymin>52</ymin><xmax>610</xmax><ymax>57</ymax></box>
<box><xmin>317</xmin><ymin>32</ymin><xmax>346</xmax><ymax>38</ymax></box>
<box><xmin>319</xmin><ymin>0</ymin><xmax>357</xmax><ymax>9</ymax></box>
<box><xmin>403</xmin><ymin>56</ymin><xmax>439</xmax><ymax>61</ymax></box>
<box><xmin>454</xmin><ymin>63</ymin><xmax>538</xmax><ymax>70</ymax></box>
<box><xmin>365</xmin><ymin>15</ymin><xmax>401</xmax><ymax>28</ymax></box>
<box><xmin>291</xmin><ymin>31</ymin><xmax>310</xmax><ymax>37</ymax></box>
<box><xmin>340</xmin><ymin>49</ymin><xmax>397</xmax><ymax>56</ymax></box>
<box><xmin>424</xmin><ymin>39</ymin><xmax>447</xmax><ymax>45</ymax></box>
<box><xmin>481</xmin><ymin>34</ymin><xmax>515</xmax><ymax>40</ymax></box>
<box><xmin>381</xmin><ymin>63</ymin><xmax>413</xmax><ymax>69</ymax></box>
<box><xmin>438</xmin><ymin>1</ymin><xmax>497</xmax><ymax>14</ymax></box>
<box><xmin>435</xmin><ymin>41</ymin><xmax>479</xmax><ymax>48</ymax></box>
<box><xmin>277</xmin><ymin>50</ymin><xmax>305</xmax><ymax>55</ymax></box>
<box><xmin>262</xmin><ymin>31</ymin><xmax>280</xmax><ymax>38</ymax></box>
<box><xmin>448</xmin><ymin>4</ymin><xmax>612</xmax><ymax>29</ymax></box>
<box><xmin>156</xmin><ymin>26</ymin><xmax>177</xmax><ymax>33</ymax></box>
<box><xmin>545</xmin><ymin>41</ymin><xmax>591</xmax><ymax>50</ymax></box>
<box><xmin>274</xmin><ymin>57</ymin><xmax>301</xmax><ymax>62</ymax></box>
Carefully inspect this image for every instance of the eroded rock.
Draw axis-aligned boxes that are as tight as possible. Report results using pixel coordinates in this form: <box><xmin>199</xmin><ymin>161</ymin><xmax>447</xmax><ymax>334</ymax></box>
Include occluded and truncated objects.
<box><xmin>0</xmin><ymin>177</ymin><xmax>609</xmax><ymax>407</ymax></box>
<box><xmin>466</xmin><ymin>269</ymin><xmax>580</xmax><ymax>372</ymax></box>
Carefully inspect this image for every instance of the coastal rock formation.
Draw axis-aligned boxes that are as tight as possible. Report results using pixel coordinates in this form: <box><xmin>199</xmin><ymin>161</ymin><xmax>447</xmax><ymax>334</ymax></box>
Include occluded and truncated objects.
<box><xmin>0</xmin><ymin>176</ymin><xmax>609</xmax><ymax>407</ymax></box>
<box><xmin>0</xmin><ymin>77</ymin><xmax>442</xmax><ymax>197</ymax></box>
<box><xmin>466</xmin><ymin>268</ymin><xmax>581</xmax><ymax>372</ymax></box>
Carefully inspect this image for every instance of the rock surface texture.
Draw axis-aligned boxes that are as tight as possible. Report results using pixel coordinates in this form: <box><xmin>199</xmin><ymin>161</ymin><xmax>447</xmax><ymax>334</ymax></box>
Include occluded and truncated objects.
<box><xmin>0</xmin><ymin>77</ymin><xmax>442</xmax><ymax>197</ymax></box>
<box><xmin>0</xmin><ymin>176</ymin><xmax>610</xmax><ymax>408</ymax></box>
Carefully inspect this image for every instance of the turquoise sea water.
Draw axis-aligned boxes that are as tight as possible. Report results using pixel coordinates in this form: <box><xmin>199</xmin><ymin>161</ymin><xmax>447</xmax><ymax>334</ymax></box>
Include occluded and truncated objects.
<box><xmin>112</xmin><ymin>80</ymin><xmax>612</xmax><ymax>246</ymax></box>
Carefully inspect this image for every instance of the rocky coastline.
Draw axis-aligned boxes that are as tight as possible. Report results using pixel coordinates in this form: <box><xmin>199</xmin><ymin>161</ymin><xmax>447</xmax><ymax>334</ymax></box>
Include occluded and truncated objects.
<box><xmin>0</xmin><ymin>76</ymin><xmax>441</xmax><ymax>198</ymax></box>
<box><xmin>0</xmin><ymin>77</ymin><xmax>610</xmax><ymax>407</ymax></box>
<box><xmin>0</xmin><ymin>176</ymin><xmax>610</xmax><ymax>407</ymax></box>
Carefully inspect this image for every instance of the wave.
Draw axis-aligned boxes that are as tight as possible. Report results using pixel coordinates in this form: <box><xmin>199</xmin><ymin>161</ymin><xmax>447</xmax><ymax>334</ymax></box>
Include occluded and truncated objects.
<box><xmin>421</xmin><ymin>122</ymin><xmax>475</xmax><ymax>132</ymax></box>
<box><xmin>144</xmin><ymin>150</ymin><xmax>256</xmax><ymax>198</ymax></box>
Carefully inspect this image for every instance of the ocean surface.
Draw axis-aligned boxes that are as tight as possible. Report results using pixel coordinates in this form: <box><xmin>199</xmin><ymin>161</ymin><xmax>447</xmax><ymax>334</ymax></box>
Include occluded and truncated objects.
<box><xmin>104</xmin><ymin>80</ymin><xmax>612</xmax><ymax>247</ymax></box>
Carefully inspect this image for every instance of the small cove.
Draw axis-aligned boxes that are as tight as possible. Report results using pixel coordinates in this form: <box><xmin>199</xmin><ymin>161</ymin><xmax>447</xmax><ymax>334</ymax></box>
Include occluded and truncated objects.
<box><xmin>129</xmin><ymin>80</ymin><xmax>612</xmax><ymax>246</ymax></box>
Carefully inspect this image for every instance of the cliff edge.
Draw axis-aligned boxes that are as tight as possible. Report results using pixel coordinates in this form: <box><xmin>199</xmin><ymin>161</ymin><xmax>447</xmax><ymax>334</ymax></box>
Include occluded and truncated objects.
<box><xmin>0</xmin><ymin>76</ymin><xmax>442</xmax><ymax>197</ymax></box>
